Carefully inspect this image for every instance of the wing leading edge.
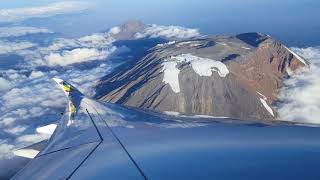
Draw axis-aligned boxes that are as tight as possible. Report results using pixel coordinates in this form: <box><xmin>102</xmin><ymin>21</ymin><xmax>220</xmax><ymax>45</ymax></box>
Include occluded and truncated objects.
<box><xmin>11</xmin><ymin>79</ymin><xmax>145</xmax><ymax>180</ymax></box>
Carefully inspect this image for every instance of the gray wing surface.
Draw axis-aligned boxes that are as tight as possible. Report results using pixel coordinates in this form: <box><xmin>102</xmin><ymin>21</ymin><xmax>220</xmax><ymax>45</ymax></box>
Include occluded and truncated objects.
<box><xmin>11</xmin><ymin>78</ymin><xmax>320</xmax><ymax>180</ymax></box>
<box><xmin>11</xmin><ymin>79</ymin><xmax>144</xmax><ymax>180</ymax></box>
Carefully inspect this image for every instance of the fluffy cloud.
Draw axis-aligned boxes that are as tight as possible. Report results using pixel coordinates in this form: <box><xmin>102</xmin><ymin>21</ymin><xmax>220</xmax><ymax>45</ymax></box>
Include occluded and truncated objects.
<box><xmin>0</xmin><ymin>41</ymin><xmax>36</xmax><ymax>54</ymax></box>
<box><xmin>36</xmin><ymin>32</ymin><xmax>117</xmax><ymax>66</ymax></box>
<box><xmin>16</xmin><ymin>134</ymin><xmax>51</xmax><ymax>144</ymax></box>
<box><xmin>135</xmin><ymin>24</ymin><xmax>201</xmax><ymax>39</ymax></box>
<box><xmin>0</xmin><ymin>28</ymin><xmax>120</xmax><ymax>161</ymax></box>
<box><xmin>0</xmin><ymin>141</ymin><xmax>14</xmax><ymax>160</ymax></box>
<box><xmin>0</xmin><ymin>77</ymin><xmax>12</xmax><ymax>92</ymax></box>
<box><xmin>0</xmin><ymin>22</ymin><xmax>201</xmax><ymax>164</ymax></box>
<box><xmin>29</xmin><ymin>71</ymin><xmax>45</xmax><ymax>79</ymax></box>
<box><xmin>79</xmin><ymin>33</ymin><xmax>115</xmax><ymax>47</ymax></box>
<box><xmin>4</xmin><ymin>126</ymin><xmax>27</xmax><ymax>135</ymax></box>
<box><xmin>108</xmin><ymin>26</ymin><xmax>121</xmax><ymax>35</ymax></box>
<box><xmin>277</xmin><ymin>47</ymin><xmax>320</xmax><ymax>124</ymax></box>
<box><xmin>45</xmin><ymin>48</ymin><xmax>113</xmax><ymax>66</ymax></box>
<box><xmin>0</xmin><ymin>1</ymin><xmax>90</xmax><ymax>22</ymax></box>
<box><xmin>45</xmin><ymin>33</ymin><xmax>115</xmax><ymax>52</ymax></box>
<box><xmin>0</xmin><ymin>26</ymin><xmax>52</xmax><ymax>38</ymax></box>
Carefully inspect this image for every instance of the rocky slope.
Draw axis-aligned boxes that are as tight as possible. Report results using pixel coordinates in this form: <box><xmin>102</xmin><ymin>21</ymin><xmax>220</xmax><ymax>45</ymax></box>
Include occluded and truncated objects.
<box><xmin>96</xmin><ymin>31</ymin><xmax>307</xmax><ymax>120</ymax></box>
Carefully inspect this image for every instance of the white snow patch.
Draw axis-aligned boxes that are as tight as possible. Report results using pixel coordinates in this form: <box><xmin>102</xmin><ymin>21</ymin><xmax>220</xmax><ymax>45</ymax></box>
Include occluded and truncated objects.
<box><xmin>176</xmin><ymin>41</ymin><xmax>202</xmax><ymax>47</ymax></box>
<box><xmin>161</xmin><ymin>61</ymin><xmax>181</xmax><ymax>93</ymax></box>
<box><xmin>162</xmin><ymin>111</ymin><xmax>229</xmax><ymax>119</ymax></box>
<box><xmin>256</xmin><ymin>91</ymin><xmax>267</xmax><ymax>100</ymax></box>
<box><xmin>163</xmin><ymin>111</ymin><xmax>180</xmax><ymax>116</ymax></box>
<box><xmin>190</xmin><ymin>58</ymin><xmax>229</xmax><ymax>77</ymax></box>
<box><xmin>257</xmin><ymin>91</ymin><xmax>274</xmax><ymax>116</ymax></box>
<box><xmin>161</xmin><ymin>54</ymin><xmax>229</xmax><ymax>93</ymax></box>
<box><xmin>285</xmin><ymin>46</ymin><xmax>307</xmax><ymax>65</ymax></box>
<box><xmin>146</xmin><ymin>122</ymin><xmax>207</xmax><ymax>129</ymax></box>
<box><xmin>156</xmin><ymin>41</ymin><xmax>176</xmax><ymax>47</ymax></box>
<box><xmin>259</xmin><ymin>98</ymin><xmax>274</xmax><ymax>116</ymax></box>
<box><xmin>286</xmin><ymin>66</ymin><xmax>293</xmax><ymax>76</ymax></box>
<box><xmin>191</xmin><ymin>115</ymin><xmax>229</xmax><ymax>119</ymax></box>
<box><xmin>176</xmin><ymin>41</ymin><xmax>192</xmax><ymax>47</ymax></box>
<box><xmin>173</xmin><ymin>54</ymin><xmax>229</xmax><ymax>77</ymax></box>
<box><xmin>219</xmin><ymin>42</ymin><xmax>227</xmax><ymax>46</ymax></box>
<box><xmin>241</xmin><ymin>46</ymin><xmax>251</xmax><ymax>50</ymax></box>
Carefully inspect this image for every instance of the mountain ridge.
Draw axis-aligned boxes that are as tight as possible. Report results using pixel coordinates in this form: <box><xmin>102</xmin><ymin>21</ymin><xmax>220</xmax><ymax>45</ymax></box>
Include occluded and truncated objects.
<box><xmin>95</xmin><ymin>22</ymin><xmax>307</xmax><ymax>121</ymax></box>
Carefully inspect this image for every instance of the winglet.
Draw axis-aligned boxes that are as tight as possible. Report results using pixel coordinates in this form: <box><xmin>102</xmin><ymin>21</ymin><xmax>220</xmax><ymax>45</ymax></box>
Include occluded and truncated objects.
<box><xmin>52</xmin><ymin>78</ymin><xmax>80</xmax><ymax>96</ymax></box>
<box><xmin>53</xmin><ymin>78</ymin><xmax>84</xmax><ymax>126</ymax></box>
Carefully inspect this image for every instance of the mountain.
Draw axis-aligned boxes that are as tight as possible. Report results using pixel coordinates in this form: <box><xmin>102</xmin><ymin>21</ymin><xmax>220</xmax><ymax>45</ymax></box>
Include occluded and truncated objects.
<box><xmin>95</xmin><ymin>30</ymin><xmax>307</xmax><ymax>121</ymax></box>
<box><xmin>110</xmin><ymin>20</ymin><xmax>145</xmax><ymax>40</ymax></box>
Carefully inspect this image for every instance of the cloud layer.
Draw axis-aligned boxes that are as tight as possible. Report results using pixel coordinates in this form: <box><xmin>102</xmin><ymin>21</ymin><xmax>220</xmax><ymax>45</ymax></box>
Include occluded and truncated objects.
<box><xmin>0</xmin><ymin>26</ymin><xmax>119</xmax><ymax>160</ymax></box>
<box><xmin>0</xmin><ymin>77</ymin><xmax>12</xmax><ymax>92</ymax></box>
<box><xmin>0</xmin><ymin>26</ymin><xmax>52</xmax><ymax>38</ymax></box>
<box><xmin>0</xmin><ymin>41</ymin><xmax>36</xmax><ymax>54</ymax></box>
<box><xmin>135</xmin><ymin>24</ymin><xmax>200</xmax><ymax>39</ymax></box>
<box><xmin>0</xmin><ymin>1</ymin><xmax>89</xmax><ymax>22</ymax></box>
<box><xmin>45</xmin><ymin>48</ymin><xmax>112</xmax><ymax>66</ymax></box>
<box><xmin>277</xmin><ymin>47</ymin><xmax>320</xmax><ymax>124</ymax></box>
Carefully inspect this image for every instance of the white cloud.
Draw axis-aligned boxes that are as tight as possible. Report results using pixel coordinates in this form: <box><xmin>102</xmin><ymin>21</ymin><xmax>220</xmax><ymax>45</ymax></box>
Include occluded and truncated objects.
<box><xmin>0</xmin><ymin>1</ymin><xmax>90</xmax><ymax>22</ymax></box>
<box><xmin>45</xmin><ymin>48</ymin><xmax>113</xmax><ymax>66</ymax></box>
<box><xmin>277</xmin><ymin>47</ymin><xmax>320</xmax><ymax>124</ymax></box>
<box><xmin>0</xmin><ymin>26</ymin><xmax>52</xmax><ymax>38</ymax></box>
<box><xmin>4</xmin><ymin>126</ymin><xmax>27</xmax><ymax>135</ymax></box>
<box><xmin>16</xmin><ymin>134</ymin><xmax>51</xmax><ymax>144</ymax></box>
<box><xmin>38</xmin><ymin>31</ymin><xmax>117</xmax><ymax>66</ymax></box>
<box><xmin>0</xmin><ymin>22</ymin><xmax>147</xmax><ymax>163</ymax></box>
<box><xmin>0</xmin><ymin>41</ymin><xmax>36</xmax><ymax>54</ymax></box>
<box><xmin>0</xmin><ymin>117</ymin><xmax>15</xmax><ymax>126</ymax></box>
<box><xmin>0</xmin><ymin>141</ymin><xmax>14</xmax><ymax>160</ymax></box>
<box><xmin>44</xmin><ymin>38</ymin><xmax>81</xmax><ymax>51</ymax></box>
<box><xmin>0</xmin><ymin>23</ymin><xmax>130</xmax><ymax>166</ymax></box>
<box><xmin>29</xmin><ymin>71</ymin><xmax>45</xmax><ymax>79</ymax></box>
<box><xmin>135</xmin><ymin>24</ymin><xmax>200</xmax><ymax>39</ymax></box>
<box><xmin>0</xmin><ymin>77</ymin><xmax>12</xmax><ymax>92</ymax></box>
<box><xmin>108</xmin><ymin>26</ymin><xmax>121</xmax><ymax>35</ymax></box>
<box><xmin>45</xmin><ymin>31</ymin><xmax>115</xmax><ymax>52</ymax></box>
<box><xmin>78</xmin><ymin>33</ymin><xmax>115</xmax><ymax>48</ymax></box>
<box><xmin>0</xmin><ymin>40</ymin><xmax>117</xmax><ymax>160</ymax></box>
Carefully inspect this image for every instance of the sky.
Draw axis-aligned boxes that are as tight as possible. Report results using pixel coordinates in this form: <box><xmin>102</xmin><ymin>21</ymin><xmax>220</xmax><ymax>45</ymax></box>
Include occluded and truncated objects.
<box><xmin>0</xmin><ymin>0</ymin><xmax>319</xmax><ymax>178</ymax></box>
<box><xmin>0</xmin><ymin>0</ymin><xmax>319</xmax><ymax>46</ymax></box>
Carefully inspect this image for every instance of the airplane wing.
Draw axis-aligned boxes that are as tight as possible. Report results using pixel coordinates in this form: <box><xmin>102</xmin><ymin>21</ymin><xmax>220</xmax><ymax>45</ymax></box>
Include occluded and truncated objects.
<box><xmin>12</xmin><ymin>78</ymin><xmax>145</xmax><ymax>180</ymax></box>
<box><xmin>11</xmin><ymin>79</ymin><xmax>320</xmax><ymax>180</ymax></box>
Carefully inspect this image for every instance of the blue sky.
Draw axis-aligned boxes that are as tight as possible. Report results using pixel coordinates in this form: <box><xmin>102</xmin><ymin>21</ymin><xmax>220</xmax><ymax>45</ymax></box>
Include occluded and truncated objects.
<box><xmin>0</xmin><ymin>0</ymin><xmax>319</xmax><ymax>46</ymax></box>
<box><xmin>0</xmin><ymin>1</ymin><xmax>320</xmax><ymax>178</ymax></box>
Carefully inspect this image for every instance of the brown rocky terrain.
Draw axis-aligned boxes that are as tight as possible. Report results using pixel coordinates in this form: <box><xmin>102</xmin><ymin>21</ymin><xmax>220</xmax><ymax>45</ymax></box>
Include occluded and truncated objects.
<box><xmin>95</xmin><ymin>31</ymin><xmax>307</xmax><ymax>121</ymax></box>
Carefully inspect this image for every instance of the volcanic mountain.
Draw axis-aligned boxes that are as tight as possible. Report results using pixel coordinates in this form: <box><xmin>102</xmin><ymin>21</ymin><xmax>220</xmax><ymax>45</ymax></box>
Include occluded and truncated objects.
<box><xmin>96</xmin><ymin>29</ymin><xmax>307</xmax><ymax>120</ymax></box>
